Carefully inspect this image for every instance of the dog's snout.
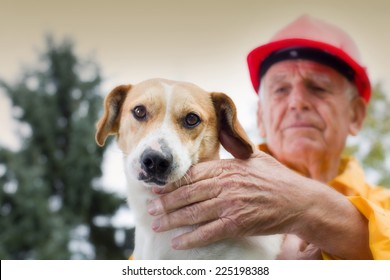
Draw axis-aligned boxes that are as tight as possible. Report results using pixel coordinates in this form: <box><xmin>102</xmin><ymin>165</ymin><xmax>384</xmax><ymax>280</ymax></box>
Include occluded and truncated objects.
<box><xmin>141</xmin><ymin>149</ymin><xmax>172</xmax><ymax>176</ymax></box>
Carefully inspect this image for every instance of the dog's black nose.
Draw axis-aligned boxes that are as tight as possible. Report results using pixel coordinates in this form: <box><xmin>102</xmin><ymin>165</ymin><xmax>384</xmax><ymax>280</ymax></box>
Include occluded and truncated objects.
<box><xmin>140</xmin><ymin>149</ymin><xmax>172</xmax><ymax>176</ymax></box>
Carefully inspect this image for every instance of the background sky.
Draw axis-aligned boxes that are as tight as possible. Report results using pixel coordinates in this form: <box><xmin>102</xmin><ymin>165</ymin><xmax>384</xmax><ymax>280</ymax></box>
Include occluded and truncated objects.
<box><xmin>1</xmin><ymin>0</ymin><xmax>390</xmax><ymax>196</ymax></box>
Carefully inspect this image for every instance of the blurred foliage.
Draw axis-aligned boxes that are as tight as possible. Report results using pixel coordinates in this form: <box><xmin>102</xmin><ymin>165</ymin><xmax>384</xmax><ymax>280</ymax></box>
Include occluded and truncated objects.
<box><xmin>0</xmin><ymin>36</ymin><xmax>134</xmax><ymax>259</ymax></box>
<box><xmin>345</xmin><ymin>84</ymin><xmax>390</xmax><ymax>188</ymax></box>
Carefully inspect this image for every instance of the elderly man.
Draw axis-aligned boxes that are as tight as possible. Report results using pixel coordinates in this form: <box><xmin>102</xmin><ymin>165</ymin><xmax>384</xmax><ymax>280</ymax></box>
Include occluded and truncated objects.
<box><xmin>147</xmin><ymin>15</ymin><xmax>390</xmax><ymax>259</ymax></box>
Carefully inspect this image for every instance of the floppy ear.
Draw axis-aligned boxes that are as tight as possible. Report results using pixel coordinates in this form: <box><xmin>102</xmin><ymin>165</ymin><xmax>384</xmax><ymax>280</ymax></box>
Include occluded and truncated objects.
<box><xmin>95</xmin><ymin>85</ymin><xmax>131</xmax><ymax>147</ymax></box>
<box><xmin>211</xmin><ymin>92</ymin><xmax>254</xmax><ymax>159</ymax></box>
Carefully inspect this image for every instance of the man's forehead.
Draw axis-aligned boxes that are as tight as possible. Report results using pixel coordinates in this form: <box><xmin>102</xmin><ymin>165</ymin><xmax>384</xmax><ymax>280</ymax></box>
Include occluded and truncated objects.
<box><xmin>263</xmin><ymin>60</ymin><xmax>341</xmax><ymax>84</ymax></box>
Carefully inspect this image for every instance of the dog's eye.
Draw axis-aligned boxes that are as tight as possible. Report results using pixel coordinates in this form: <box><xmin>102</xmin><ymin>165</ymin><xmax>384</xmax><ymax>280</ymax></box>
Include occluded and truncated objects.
<box><xmin>132</xmin><ymin>105</ymin><xmax>147</xmax><ymax>120</ymax></box>
<box><xmin>183</xmin><ymin>113</ymin><xmax>201</xmax><ymax>128</ymax></box>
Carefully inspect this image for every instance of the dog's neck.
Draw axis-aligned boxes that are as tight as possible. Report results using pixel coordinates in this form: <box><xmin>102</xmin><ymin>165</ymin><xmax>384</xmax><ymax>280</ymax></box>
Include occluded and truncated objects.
<box><xmin>126</xmin><ymin>176</ymin><xmax>197</xmax><ymax>259</ymax></box>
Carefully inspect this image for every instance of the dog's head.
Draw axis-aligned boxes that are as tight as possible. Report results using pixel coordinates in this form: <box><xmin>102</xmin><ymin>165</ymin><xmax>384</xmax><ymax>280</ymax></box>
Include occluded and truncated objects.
<box><xmin>96</xmin><ymin>79</ymin><xmax>253</xmax><ymax>188</ymax></box>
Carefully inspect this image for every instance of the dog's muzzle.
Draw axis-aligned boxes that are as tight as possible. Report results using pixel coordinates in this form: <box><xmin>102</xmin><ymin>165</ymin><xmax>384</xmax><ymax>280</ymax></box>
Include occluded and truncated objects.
<box><xmin>139</xmin><ymin>148</ymin><xmax>173</xmax><ymax>185</ymax></box>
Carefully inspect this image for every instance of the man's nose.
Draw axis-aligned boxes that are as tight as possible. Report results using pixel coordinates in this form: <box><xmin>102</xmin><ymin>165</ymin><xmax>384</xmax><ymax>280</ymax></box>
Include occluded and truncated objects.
<box><xmin>288</xmin><ymin>86</ymin><xmax>311</xmax><ymax>111</ymax></box>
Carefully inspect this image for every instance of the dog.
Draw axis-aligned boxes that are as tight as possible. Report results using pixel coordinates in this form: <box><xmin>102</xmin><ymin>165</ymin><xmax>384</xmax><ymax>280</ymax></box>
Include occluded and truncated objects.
<box><xmin>95</xmin><ymin>78</ymin><xmax>282</xmax><ymax>259</ymax></box>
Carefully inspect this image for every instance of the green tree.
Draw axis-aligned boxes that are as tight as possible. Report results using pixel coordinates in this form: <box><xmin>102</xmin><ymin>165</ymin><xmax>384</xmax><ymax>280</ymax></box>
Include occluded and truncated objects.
<box><xmin>0</xmin><ymin>37</ymin><xmax>133</xmax><ymax>259</ymax></box>
<box><xmin>346</xmin><ymin>84</ymin><xmax>390</xmax><ymax>189</ymax></box>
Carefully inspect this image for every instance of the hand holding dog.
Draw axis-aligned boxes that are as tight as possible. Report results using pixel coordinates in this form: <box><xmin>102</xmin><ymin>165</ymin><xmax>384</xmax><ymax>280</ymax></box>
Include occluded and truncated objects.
<box><xmin>148</xmin><ymin>150</ymin><xmax>308</xmax><ymax>249</ymax></box>
<box><xmin>148</xmin><ymin>150</ymin><xmax>371</xmax><ymax>259</ymax></box>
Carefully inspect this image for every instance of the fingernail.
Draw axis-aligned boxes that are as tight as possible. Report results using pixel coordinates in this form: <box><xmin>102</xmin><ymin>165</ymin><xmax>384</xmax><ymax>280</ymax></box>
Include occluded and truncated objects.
<box><xmin>152</xmin><ymin>187</ymin><xmax>162</xmax><ymax>194</ymax></box>
<box><xmin>171</xmin><ymin>238</ymin><xmax>181</xmax><ymax>249</ymax></box>
<box><xmin>147</xmin><ymin>201</ymin><xmax>157</xmax><ymax>215</ymax></box>
<box><xmin>152</xmin><ymin>219</ymin><xmax>160</xmax><ymax>231</ymax></box>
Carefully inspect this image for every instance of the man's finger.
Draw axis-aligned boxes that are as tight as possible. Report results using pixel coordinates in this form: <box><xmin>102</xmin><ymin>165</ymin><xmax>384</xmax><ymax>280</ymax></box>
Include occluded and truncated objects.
<box><xmin>151</xmin><ymin>160</ymin><xmax>223</xmax><ymax>195</ymax></box>
<box><xmin>148</xmin><ymin>178</ymin><xmax>220</xmax><ymax>215</ymax></box>
<box><xmin>176</xmin><ymin>159</ymin><xmax>229</xmax><ymax>188</ymax></box>
<box><xmin>170</xmin><ymin>219</ymin><xmax>232</xmax><ymax>250</ymax></box>
<box><xmin>154</xmin><ymin>152</ymin><xmax>267</xmax><ymax>195</ymax></box>
<box><xmin>151</xmin><ymin>198</ymin><xmax>220</xmax><ymax>232</ymax></box>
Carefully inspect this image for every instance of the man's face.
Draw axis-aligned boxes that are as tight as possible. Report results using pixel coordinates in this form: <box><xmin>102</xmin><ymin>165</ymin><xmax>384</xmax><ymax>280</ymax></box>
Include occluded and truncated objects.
<box><xmin>257</xmin><ymin>60</ymin><xmax>366</xmax><ymax>166</ymax></box>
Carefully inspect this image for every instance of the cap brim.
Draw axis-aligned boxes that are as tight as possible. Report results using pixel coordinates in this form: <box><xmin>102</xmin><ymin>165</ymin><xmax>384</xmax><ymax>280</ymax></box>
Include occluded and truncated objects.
<box><xmin>247</xmin><ymin>38</ymin><xmax>371</xmax><ymax>102</ymax></box>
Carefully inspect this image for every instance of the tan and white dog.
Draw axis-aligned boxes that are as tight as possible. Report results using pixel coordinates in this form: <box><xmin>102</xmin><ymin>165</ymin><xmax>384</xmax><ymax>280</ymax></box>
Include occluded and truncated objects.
<box><xmin>95</xmin><ymin>78</ymin><xmax>282</xmax><ymax>259</ymax></box>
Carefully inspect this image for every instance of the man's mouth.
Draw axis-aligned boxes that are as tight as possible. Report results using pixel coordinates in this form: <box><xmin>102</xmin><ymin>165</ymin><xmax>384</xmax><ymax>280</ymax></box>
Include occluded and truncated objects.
<box><xmin>285</xmin><ymin>122</ymin><xmax>319</xmax><ymax>130</ymax></box>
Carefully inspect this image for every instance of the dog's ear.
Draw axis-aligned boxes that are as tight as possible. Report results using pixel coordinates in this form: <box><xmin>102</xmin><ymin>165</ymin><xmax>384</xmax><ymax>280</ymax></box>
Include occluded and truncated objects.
<box><xmin>211</xmin><ymin>92</ymin><xmax>254</xmax><ymax>159</ymax></box>
<box><xmin>95</xmin><ymin>85</ymin><xmax>131</xmax><ymax>147</ymax></box>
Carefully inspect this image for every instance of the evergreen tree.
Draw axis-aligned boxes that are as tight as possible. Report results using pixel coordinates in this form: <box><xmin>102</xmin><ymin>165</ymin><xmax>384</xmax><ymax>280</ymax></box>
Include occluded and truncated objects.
<box><xmin>0</xmin><ymin>37</ymin><xmax>133</xmax><ymax>259</ymax></box>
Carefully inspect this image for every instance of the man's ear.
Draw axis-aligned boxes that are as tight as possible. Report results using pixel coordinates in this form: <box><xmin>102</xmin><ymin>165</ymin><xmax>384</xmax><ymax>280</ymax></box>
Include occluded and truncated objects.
<box><xmin>211</xmin><ymin>92</ymin><xmax>254</xmax><ymax>159</ymax></box>
<box><xmin>349</xmin><ymin>96</ymin><xmax>367</xmax><ymax>136</ymax></box>
<box><xmin>95</xmin><ymin>85</ymin><xmax>131</xmax><ymax>147</ymax></box>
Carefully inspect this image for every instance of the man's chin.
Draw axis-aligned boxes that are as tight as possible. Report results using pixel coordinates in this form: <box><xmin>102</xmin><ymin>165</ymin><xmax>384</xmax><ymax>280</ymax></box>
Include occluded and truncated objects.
<box><xmin>276</xmin><ymin>139</ymin><xmax>326</xmax><ymax>158</ymax></box>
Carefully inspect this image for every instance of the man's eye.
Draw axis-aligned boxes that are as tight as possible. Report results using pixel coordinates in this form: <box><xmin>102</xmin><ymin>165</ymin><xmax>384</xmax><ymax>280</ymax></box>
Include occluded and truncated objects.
<box><xmin>132</xmin><ymin>105</ymin><xmax>147</xmax><ymax>120</ymax></box>
<box><xmin>275</xmin><ymin>87</ymin><xmax>289</xmax><ymax>94</ymax></box>
<box><xmin>309</xmin><ymin>85</ymin><xmax>326</xmax><ymax>92</ymax></box>
<box><xmin>183</xmin><ymin>113</ymin><xmax>201</xmax><ymax>128</ymax></box>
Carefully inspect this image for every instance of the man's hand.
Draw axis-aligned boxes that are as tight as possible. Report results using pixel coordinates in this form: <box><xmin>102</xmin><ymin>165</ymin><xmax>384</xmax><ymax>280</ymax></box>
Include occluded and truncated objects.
<box><xmin>147</xmin><ymin>151</ymin><xmax>307</xmax><ymax>250</ymax></box>
<box><xmin>147</xmin><ymin>149</ymin><xmax>372</xmax><ymax>259</ymax></box>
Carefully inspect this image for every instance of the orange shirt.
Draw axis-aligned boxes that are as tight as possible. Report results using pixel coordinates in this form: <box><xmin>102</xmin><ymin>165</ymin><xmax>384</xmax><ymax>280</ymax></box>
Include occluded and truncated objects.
<box><xmin>329</xmin><ymin>156</ymin><xmax>390</xmax><ymax>259</ymax></box>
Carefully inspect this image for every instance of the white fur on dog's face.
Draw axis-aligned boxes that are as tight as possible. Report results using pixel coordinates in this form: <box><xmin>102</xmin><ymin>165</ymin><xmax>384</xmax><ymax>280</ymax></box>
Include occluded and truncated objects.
<box><xmin>117</xmin><ymin>79</ymin><xmax>220</xmax><ymax>188</ymax></box>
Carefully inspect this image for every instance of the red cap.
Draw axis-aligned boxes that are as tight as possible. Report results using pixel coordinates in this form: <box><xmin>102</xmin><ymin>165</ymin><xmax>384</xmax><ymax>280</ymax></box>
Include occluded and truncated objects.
<box><xmin>247</xmin><ymin>15</ymin><xmax>371</xmax><ymax>102</ymax></box>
